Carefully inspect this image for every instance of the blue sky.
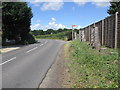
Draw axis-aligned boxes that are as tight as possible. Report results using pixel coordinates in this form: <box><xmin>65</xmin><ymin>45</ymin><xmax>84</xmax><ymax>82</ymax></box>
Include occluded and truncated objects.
<box><xmin>27</xmin><ymin>1</ymin><xmax>110</xmax><ymax>30</ymax></box>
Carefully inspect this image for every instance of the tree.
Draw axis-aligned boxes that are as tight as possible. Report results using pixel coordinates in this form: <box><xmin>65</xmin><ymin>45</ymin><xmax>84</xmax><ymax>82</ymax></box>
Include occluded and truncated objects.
<box><xmin>46</xmin><ymin>29</ymin><xmax>55</xmax><ymax>34</ymax></box>
<box><xmin>31</xmin><ymin>30</ymin><xmax>45</xmax><ymax>36</ymax></box>
<box><xmin>0</xmin><ymin>2</ymin><xmax>1</xmax><ymax>46</ymax></box>
<box><xmin>57</xmin><ymin>28</ymin><xmax>63</xmax><ymax>33</ymax></box>
<box><xmin>107</xmin><ymin>0</ymin><xmax>120</xmax><ymax>15</ymax></box>
<box><xmin>2</xmin><ymin>2</ymin><xmax>35</xmax><ymax>45</ymax></box>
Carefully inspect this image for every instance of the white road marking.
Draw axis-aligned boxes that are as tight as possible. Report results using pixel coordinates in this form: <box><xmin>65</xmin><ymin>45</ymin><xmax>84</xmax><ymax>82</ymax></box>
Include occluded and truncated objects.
<box><xmin>39</xmin><ymin>40</ymin><xmax>48</xmax><ymax>46</ymax></box>
<box><xmin>0</xmin><ymin>57</ymin><xmax>16</xmax><ymax>65</ymax></box>
<box><xmin>31</xmin><ymin>44</ymin><xmax>38</xmax><ymax>46</ymax></box>
<box><xmin>43</xmin><ymin>41</ymin><xmax>48</xmax><ymax>45</ymax></box>
<box><xmin>45</xmin><ymin>41</ymin><xmax>48</xmax><ymax>44</ymax></box>
<box><xmin>40</xmin><ymin>44</ymin><xmax>44</xmax><ymax>46</ymax></box>
<box><xmin>26</xmin><ymin>47</ymin><xmax>38</xmax><ymax>53</ymax></box>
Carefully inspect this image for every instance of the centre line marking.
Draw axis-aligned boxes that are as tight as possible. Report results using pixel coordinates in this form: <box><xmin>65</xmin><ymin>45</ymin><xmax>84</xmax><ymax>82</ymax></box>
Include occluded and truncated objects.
<box><xmin>0</xmin><ymin>57</ymin><xmax>16</xmax><ymax>65</ymax></box>
<box><xmin>40</xmin><ymin>44</ymin><xmax>44</xmax><ymax>46</ymax></box>
<box><xmin>45</xmin><ymin>41</ymin><xmax>48</xmax><ymax>44</ymax></box>
<box><xmin>43</xmin><ymin>41</ymin><xmax>48</xmax><ymax>45</ymax></box>
<box><xmin>26</xmin><ymin>47</ymin><xmax>38</xmax><ymax>53</ymax></box>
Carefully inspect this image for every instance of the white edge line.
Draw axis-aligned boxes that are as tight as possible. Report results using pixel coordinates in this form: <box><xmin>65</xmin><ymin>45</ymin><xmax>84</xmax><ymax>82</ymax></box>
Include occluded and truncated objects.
<box><xmin>0</xmin><ymin>57</ymin><xmax>16</xmax><ymax>66</ymax></box>
<box><xmin>26</xmin><ymin>47</ymin><xmax>38</xmax><ymax>53</ymax></box>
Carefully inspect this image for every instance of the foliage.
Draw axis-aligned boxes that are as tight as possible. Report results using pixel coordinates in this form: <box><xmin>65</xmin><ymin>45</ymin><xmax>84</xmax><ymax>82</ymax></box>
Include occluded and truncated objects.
<box><xmin>68</xmin><ymin>40</ymin><xmax>119</xmax><ymax>88</ymax></box>
<box><xmin>2</xmin><ymin>2</ymin><xmax>35</xmax><ymax>45</ymax></box>
<box><xmin>0</xmin><ymin>2</ymin><xmax>1</xmax><ymax>45</ymax></box>
<box><xmin>36</xmin><ymin>30</ymin><xmax>72</xmax><ymax>41</ymax></box>
<box><xmin>31</xmin><ymin>28</ymin><xmax>74</xmax><ymax>36</ymax></box>
<box><xmin>20</xmin><ymin>33</ymin><xmax>36</xmax><ymax>45</ymax></box>
<box><xmin>31</xmin><ymin>28</ymin><xmax>77</xmax><ymax>41</ymax></box>
<box><xmin>107</xmin><ymin>0</ymin><xmax>120</xmax><ymax>15</ymax></box>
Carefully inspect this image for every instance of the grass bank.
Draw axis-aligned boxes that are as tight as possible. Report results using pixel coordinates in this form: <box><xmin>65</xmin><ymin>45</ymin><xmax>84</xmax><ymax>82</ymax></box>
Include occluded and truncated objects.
<box><xmin>67</xmin><ymin>40</ymin><xmax>119</xmax><ymax>88</ymax></box>
<box><xmin>35</xmin><ymin>31</ymin><xmax>72</xmax><ymax>41</ymax></box>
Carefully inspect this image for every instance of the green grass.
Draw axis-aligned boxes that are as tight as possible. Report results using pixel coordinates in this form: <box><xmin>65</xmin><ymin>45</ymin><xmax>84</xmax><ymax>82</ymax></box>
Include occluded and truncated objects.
<box><xmin>35</xmin><ymin>31</ymin><xmax>72</xmax><ymax>41</ymax></box>
<box><xmin>68</xmin><ymin>39</ymin><xmax>119</xmax><ymax>88</ymax></box>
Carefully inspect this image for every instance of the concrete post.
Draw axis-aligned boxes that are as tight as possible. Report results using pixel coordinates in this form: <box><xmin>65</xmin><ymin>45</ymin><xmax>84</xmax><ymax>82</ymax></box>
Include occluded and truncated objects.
<box><xmin>115</xmin><ymin>12</ymin><xmax>118</xmax><ymax>49</ymax></box>
<box><xmin>102</xmin><ymin>19</ymin><xmax>104</xmax><ymax>45</ymax></box>
<box><xmin>89</xmin><ymin>26</ymin><xmax>91</xmax><ymax>42</ymax></box>
<box><xmin>94</xmin><ymin>27</ymin><xmax>101</xmax><ymax>51</ymax></box>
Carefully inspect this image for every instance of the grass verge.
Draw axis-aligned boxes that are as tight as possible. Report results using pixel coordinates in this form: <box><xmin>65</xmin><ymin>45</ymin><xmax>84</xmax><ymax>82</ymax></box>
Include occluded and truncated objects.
<box><xmin>67</xmin><ymin>39</ymin><xmax>119</xmax><ymax>88</ymax></box>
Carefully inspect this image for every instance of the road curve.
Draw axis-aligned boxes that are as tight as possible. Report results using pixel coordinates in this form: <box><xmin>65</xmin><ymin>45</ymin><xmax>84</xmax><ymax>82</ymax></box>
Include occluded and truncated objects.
<box><xmin>2</xmin><ymin>39</ymin><xmax>66</xmax><ymax>88</ymax></box>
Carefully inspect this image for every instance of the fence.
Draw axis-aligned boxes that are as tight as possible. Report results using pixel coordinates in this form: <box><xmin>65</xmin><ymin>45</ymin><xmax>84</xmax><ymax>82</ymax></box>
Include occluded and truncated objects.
<box><xmin>79</xmin><ymin>12</ymin><xmax>120</xmax><ymax>49</ymax></box>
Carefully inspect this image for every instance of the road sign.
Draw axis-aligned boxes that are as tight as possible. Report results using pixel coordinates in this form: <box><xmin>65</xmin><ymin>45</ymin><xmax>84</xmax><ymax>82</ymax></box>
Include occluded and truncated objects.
<box><xmin>72</xmin><ymin>25</ymin><xmax>76</xmax><ymax>27</ymax></box>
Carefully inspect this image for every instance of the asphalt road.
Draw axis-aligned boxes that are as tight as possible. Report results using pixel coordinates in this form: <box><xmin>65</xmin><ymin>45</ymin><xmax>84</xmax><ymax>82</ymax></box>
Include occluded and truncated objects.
<box><xmin>1</xmin><ymin>39</ymin><xmax>65</xmax><ymax>88</ymax></box>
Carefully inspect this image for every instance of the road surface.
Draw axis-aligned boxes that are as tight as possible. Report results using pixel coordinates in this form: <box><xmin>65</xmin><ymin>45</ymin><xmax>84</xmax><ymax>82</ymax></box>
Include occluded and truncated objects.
<box><xmin>1</xmin><ymin>39</ymin><xmax>65</xmax><ymax>88</ymax></box>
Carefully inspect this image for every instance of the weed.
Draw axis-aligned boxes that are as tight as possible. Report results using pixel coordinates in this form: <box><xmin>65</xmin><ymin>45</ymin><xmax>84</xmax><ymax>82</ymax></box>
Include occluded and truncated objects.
<box><xmin>68</xmin><ymin>39</ymin><xmax>119</xmax><ymax>88</ymax></box>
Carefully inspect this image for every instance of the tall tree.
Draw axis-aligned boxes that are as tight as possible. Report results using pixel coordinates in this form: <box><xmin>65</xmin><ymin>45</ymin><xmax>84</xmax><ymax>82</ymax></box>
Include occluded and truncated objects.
<box><xmin>2</xmin><ymin>2</ymin><xmax>35</xmax><ymax>45</ymax></box>
<box><xmin>0</xmin><ymin>1</ymin><xmax>2</xmax><ymax>45</ymax></box>
<box><xmin>107</xmin><ymin>0</ymin><xmax>120</xmax><ymax>15</ymax></box>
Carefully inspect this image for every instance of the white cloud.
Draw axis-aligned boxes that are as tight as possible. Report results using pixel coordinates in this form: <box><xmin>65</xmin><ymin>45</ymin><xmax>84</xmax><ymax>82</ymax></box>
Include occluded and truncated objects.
<box><xmin>73</xmin><ymin>0</ymin><xmax>88</xmax><ymax>6</ymax></box>
<box><xmin>30</xmin><ymin>24</ymin><xmax>41</xmax><ymax>30</ymax></box>
<box><xmin>28</xmin><ymin>0</ymin><xmax>63</xmax><ymax>2</ymax></box>
<box><xmin>77</xmin><ymin>25</ymin><xmax>81</xmax><ymax>29</ymax></box>
<box><xmin>40</xmin><ymin>2</ymin><xmax>64</xmax><ymax>11</ymax></box>
<box><xmin>30</xmin><ymin>1</ymin><xmax>64</xmax><ymax>10</ymax></box>
<box><xmin>43</xmin><ymin>17</ymin><xmax>66</xmax><ymax>30</ymax></box>
<box><xmin>92</xmin><ymin>2</ymin><xmax>110</xmax><ymax>7</ymax></box>
<box><xmin>73</xmin><ymin>0</ymin><xmax>111</xmax><ymax>7</ymax></box>
<box><xmin>51</xmin><ymin>18</ymin><xmax>56</xmax><ymax>22</ymax></box>
<box><xmin>29</xmin><ymin>0</ymin><xmax>111</xmax><ymax>9</ymax></box>
<box><xmin>30</xmin><ymin>0</ymin><xmax>41</xmax><ymax>7</ymax></box>
<box><xmin>30</xmin><ymin>18</ymin><xmax>66</xmax><ymax>30</ymax></box>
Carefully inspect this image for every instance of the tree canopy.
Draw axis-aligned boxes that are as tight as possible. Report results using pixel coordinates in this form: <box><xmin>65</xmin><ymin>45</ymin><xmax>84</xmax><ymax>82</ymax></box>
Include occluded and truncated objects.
<box><xmin>2</xmin><ymin>2</ymin><xmax>36</xmax><ymax>45</ymax></box>
<box><xmin>107</xmin><ymin>0</ymin><xmax>120</xmax><ymax>15</ymax></box>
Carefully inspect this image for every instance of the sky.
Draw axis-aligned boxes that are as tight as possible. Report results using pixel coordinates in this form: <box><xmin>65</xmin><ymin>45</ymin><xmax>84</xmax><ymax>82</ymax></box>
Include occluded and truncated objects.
<box><xmin>27</xmin><ymin>0</ymin><xmax>111</xmax><ymax>31</ymax></box>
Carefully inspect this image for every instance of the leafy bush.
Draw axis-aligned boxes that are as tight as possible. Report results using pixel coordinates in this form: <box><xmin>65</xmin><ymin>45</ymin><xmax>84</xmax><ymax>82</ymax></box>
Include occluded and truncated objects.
<box><xmin>26</xmin><ymin>33</ymin><xmax>36</xmax><ymax>44</ymax></box>
<box><xmin>20</xmin><ymin>33</ymin><xmax>36</xmax><ymax>45</ymax></box>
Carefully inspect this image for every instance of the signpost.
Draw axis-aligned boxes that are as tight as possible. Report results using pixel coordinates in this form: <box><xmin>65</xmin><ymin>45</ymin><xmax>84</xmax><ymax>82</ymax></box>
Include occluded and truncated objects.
<box><xmin>72</xmin><ymin>25</ymin><xmax>76</xmax><ymax>40</ymax></box>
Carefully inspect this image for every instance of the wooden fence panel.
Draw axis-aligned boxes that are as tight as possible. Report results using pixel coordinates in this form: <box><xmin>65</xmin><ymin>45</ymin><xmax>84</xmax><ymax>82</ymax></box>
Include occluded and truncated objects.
<box><xmin>79</xmin><ymin>12</ymin><xmax>120</xmax><ymax>49</ymax></box>
<box><xmin>110</xmin><ymin>15</ymin><xmax>115</xmax><ymax>48</ymax></box>
<box><xmin>104</xmin><ymin>17</ymin><xmax>108</xmax><ymax>47</ymax></box>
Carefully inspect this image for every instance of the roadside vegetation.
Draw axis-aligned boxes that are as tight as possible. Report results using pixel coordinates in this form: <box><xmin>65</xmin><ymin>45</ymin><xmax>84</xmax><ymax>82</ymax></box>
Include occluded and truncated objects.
<box><xmin>35</xmin><ymin>30</ymin><xmax>72</xmax><ymax>41</ymax></box>
<box><xmin>31</xmin><ymin>28</ymin><xmax>79</xmax><ymax>41</ymax></box>
<box><xmin>2</xmin><ymin>2</ymin><xmax>36</xmax><ymax>46</ymax></box>
<box><xmin>67</xmin><ymin>40</ymin><xmax>119</xmax><ymax>88</ymax></box>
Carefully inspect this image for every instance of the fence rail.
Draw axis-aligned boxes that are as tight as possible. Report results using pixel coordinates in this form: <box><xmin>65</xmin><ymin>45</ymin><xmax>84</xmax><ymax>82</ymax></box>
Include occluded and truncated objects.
<box><xmin>79</xmin><ymin>12</ymin><xmax>120</xmax><ymax>49</ymax></box>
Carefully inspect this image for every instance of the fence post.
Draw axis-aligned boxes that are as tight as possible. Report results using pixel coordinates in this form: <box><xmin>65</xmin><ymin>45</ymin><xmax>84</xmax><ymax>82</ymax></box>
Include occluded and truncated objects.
<box><xmin>79</xmin><ymin>30</ymin><xmax>83</xmax><ymax>41</ymax></box>
<box><xmin>115</xmin><ymin>12</ymin><xmax>118</xmax><ymax>49</ymax></box>
<box><xmin>91</xmin><ymin>27</ymin><xmax>94</xmax><ymax>46</ymax></box>
<box><xmin>89</xmin><ymin>26</ymin><xmax>91</xmax><ymax>42</ymax></box>
<box><xmin>74</xmin><ymin>32</ymin><xmax>77</xmax><ymax>40</ymax></box>
<box><xmin>102</xmin><ymin>19</ymin><xmax>104</xmax><ymax>46</ymax></box>
<box><xmin>79</xmin><ymin>30</ymin><xmax>81</xmax><ymax>41</ymax></box>
<box><xmin>94</xmin><ymin>27</ymin><xmax>101</xmax><ymax>51</ymax></box>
